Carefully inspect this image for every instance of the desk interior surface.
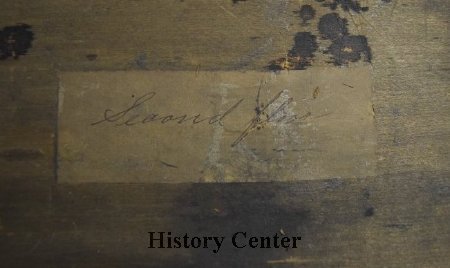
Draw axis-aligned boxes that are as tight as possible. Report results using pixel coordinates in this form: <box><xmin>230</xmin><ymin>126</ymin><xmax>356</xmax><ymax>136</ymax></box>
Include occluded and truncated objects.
<box><xmin>0</xmin><ymin>1</ymin><xmax>449</xmax><ymax>267</ymax></box>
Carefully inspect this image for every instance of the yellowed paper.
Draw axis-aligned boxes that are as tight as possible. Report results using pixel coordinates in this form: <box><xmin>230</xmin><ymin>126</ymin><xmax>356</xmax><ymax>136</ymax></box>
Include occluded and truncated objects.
<box><xmin>58</xmin><ymin>69</ymin><xmax>376</xmax><ymax>183</ymax></box>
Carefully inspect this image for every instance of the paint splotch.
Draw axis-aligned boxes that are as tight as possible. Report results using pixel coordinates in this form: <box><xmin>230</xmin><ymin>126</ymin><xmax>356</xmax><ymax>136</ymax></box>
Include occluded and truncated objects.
<box><xmin>0</xmin><ymin>24</ymin><xmax>34</xmax><ymax>60</ymax></box>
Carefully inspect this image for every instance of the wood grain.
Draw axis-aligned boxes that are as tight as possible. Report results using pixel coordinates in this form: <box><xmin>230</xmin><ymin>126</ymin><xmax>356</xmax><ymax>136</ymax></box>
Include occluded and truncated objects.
<box><xmin>0</xmin><ymin>0</ymin><xmax>448</xmax><ymax>267</ymax></box>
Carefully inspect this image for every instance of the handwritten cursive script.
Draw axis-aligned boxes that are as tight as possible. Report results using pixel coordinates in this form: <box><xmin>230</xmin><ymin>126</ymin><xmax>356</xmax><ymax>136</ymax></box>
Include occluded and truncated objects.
<box><xmin>91</xmin><ymin>92</ymin><xmax>244</xmax><ymax>127</ymax></box>
<box><xmin>231</xmin><ymin>83</ymin><xmax>311</xmax><ymax>147</ymax></box>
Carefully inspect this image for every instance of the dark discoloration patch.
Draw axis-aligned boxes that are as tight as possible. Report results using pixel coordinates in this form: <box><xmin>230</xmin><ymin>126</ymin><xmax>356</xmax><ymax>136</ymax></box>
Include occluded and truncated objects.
<box><xmin>327</xmin><ymin>35</ymin><xmax>372</xmax><ymax>65</ymax></box>
<box><xmin>381</xmin><ymin>0</ymin><xmax>392</xmax><ymax>3</ymax></box>
<box><xmin>0</xmin><ymin>149</ymin><xmax>43</xmax><ymax>161</ymax></box>
<box><xmin>318</xmin><ymin>13</ymin><xmax>371</xmax><ymax>65</ymax></box>
<box><xmin>135</xmin><ymin>52</ymin><xmax>148</xmax><ymax>69</ymax></box>
<box><xmin>176</xmin><ymin>184</ymin><xmax>310</xmax><ymax>235</ymax></box>
<box><xmin>316</xmin><ymin>0</ymin><xmax>369</xmax><ymax>13</ymax></box>
<box><xmin>434</xmin><ymin>186</ymin><xmax>450</xmax><ymax>196</ymax></box>
<box><xmin>86</xmin><ymin>54</ymin><xmax>97</xmax><ymax>61</ymax></box>
<box><xmin>0</xmin><ymin>24</ymin><xmax>34</xmax><ymax>60</ymax></box>
<box><xmin>232</xmin><ymin>0</ymin><xmax>247</xmax><ymax>4</ymax></box>
<box><xmin>362</xmin><ymin>188</ymin><xmax>371</xmax><ymax>199</ymax></box>
<box><xmin>294</xmin><ymin>5</ymin><xmax>316</xmax><ymax>24</ymax></box>
<box><xmin>323</xmin><ymin>178</ymin><xmax>345</xmax><ymax>190</ymax></box>
<box><xmin>290</xmin><ymin>32</ymin><xmax>318</xmax><ymax>64</ymax></box>
<box><xmin>266</xmin><ymin>2</ymin><xmax>371</xmax><ymax>69</ymax></box>
<box><xmin>160</xmin><ymin>184</ymin><xmax>314</xmax><ymax>265</ymax></box>
<box><xmin>364</xmin><ymin>206</ymin><xmax>375</xmax><ymax>217</ymax></box>
<box><xmin>268</xmin><ymin>32</ymin><xmax>318</xmax><ymax>71</ymax></box>
<box><xmin>267</xmin><ymin>58</ymin><xmax>291</xmax><ymax>71</ymax></box>
<box><xmin>318</xmin><ymin>13</ymin><xmax>348</xmax><ymax>40</ymax></box>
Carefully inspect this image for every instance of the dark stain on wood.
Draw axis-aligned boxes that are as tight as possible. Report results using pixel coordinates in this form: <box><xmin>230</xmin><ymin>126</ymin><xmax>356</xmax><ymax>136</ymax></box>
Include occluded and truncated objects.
<box><xmin>315</xmin><ymin>0</ymin><xmax>369</xmax><ymax>13</ymax></box>
<box><xmin>323</xmin><ymin>178</ymin><xmax>345</xmax><ymax>190</ymax></box>
<box><xmin>327</xmin><ymin>35</ymin><xmax>372</xmax><ymax>65</ymax></box>
<box><xmin>294</xmin><ymin>5</ymin><xmax>316</xmax><ymax>25</ymax></box>
<box><xmin>318</xmin><ymin>13</ymin><xmax>349</xmax><ymax>40</ymax></box>
<box><xmin>135</xmin><ymin>52</ymin><xmax>148</xmax><ymax>69</ymax></box>
<box><xmin>85</xmin><ymin>54</ymin><xmax>98</xmax><ymax>61</ymax></box>
<box><xmin>289</xmin><ymin>32</ymin><xmax>319</xmax><ymax>68</ymax></box>
<box><xmin>0</xmin><ymin>24</ymin><xmax>34</xmax><ymax>60</ymax></box>
<box><xmin>318</xmin><ymin>13</ymin><xmax>371</xmax><ymax>65</ymax></box>
<box><xmin>0</xmin><ymin>1</ymin><xmax>448</xmax><ymax>267</ymax></box>
<box><xmin>269</xmin><ymin>7</ymin><xmax>372</xmax><ymax>70</ymax></box>
<box><xmin>175</xmin><ymin>185</ymin><xmax>311</xmax><ymax>237</ymax></box>
<box><xmin>364</xmin><ymin>206</ymin><xmax>375</xmax><ymax>217</ymax></box>
<box><xmin>267</xmin><ymin>32</ymin><xmax>318</xmax><ymax>71</ymax></box>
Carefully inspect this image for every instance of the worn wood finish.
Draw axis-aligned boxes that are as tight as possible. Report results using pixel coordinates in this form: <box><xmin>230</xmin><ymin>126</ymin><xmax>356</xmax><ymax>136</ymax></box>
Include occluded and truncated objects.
<box><xmin>1</xmin><ymin>173</ymin><xmax>449</xmax><ymax>267</ymax></box>
<box><xmin>0</xmin><ymin>0</ymin><xmax>449</xmax><ymax>267</ymax></box>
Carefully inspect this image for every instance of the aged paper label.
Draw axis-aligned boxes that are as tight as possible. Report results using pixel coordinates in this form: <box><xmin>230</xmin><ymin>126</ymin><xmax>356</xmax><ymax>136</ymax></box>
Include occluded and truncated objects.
<box><xmin>58</xmin><ymin>69</ymin><xmax>376</xmax><ymax>183</ymax></box>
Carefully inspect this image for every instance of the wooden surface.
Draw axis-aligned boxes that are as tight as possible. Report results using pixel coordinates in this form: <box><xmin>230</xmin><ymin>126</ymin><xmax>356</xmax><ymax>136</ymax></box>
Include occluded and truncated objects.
<box><xmin>56</xmin><ymin>69</ymin><xmax>376</xmax><ymax>183</ymax></box>
<box><xmin>0</xmin><ymin>0</ymin><xmax>449</xmax><ymax>267</ymax></box>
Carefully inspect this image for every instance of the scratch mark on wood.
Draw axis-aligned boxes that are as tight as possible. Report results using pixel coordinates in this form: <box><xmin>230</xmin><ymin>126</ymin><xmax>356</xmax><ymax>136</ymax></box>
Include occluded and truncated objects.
<box><xmin>219</xmin><ymin>5</ymin><xmax>238</xmax><ymax>18</ymax></box>
<box><xmin>313</xmin><ymin>86</ymin><xmax>320</xmax><ymax>99</ymax></box>
<box><xmin>160</xmin><ymin>161</ymin><xmax>178</xmax><ymax>168</ymax></box>
<box><xmin>343</xmin><ymin>83</ymin><xmax>354</xmax><ymax>88</ymax></box>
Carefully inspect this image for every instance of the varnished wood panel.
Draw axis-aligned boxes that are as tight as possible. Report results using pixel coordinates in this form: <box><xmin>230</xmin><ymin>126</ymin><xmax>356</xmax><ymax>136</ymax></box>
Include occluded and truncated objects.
<box><xmin>0</xmin><ymin>0</ymin><xmax>449</xmax><ymax>267</ymax></box>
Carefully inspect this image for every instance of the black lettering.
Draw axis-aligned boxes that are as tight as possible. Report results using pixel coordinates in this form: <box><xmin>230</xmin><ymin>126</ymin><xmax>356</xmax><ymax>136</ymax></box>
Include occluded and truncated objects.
<box><xmin>183</xmin><ymin>234</ymin><xmax>190</xmax><ymax>248</ymax></box>
<box><xmin>292</xmin><ymin>236</ymin><xmax>302</xmax><ymax>248</ymax></box>
<box><xmin>232</xmin><ymin>232</ymin><xmax>247</xmax><ymax>248</ymax></box>
<box><xmin>167</xmin><ymin>232</ymin><xmax>172</xmax><ymax>248</ymax></box>
<box><xmin>260</xmin><ymin>236</ymin><xmax>271</xmax><ymax>248</ymax></box>
<box><xmin>191</xmin><ymin>237</ymin><xmax>201</xmax><ymax>248</ymax></box>
<box><xmin>203</xmin><ymin>237</ymin><xmax>212</xmax><ymax>249</ymax></box>
<box><xmin>280</xmin><ymin>237</ymin><xmax>290</xmax><ymax>248</ymax></box>
<box><xmin>213</xmin><ymin>237</ymin><xmax>225</xmax><ymax>254</ymax></box>
<box><xmin>173</xmin><ymin>236</ymin><xmax>181</xmax><ymax>248</ymax></box>
<box><xmin>273</xmin><ymin>233</ymin><xmax>280</xmax><ymax>248</ymax></box>
<box><xmin>148</xmin><ymin>232</ymin><xmax>165</xmax><ymax>248</ymax></box>
<box><xmin>249</xmin><ymin>237</ymin><xmax>259</xmax><ymax>248</ymax></box>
